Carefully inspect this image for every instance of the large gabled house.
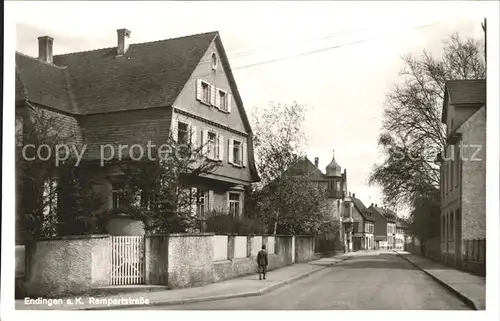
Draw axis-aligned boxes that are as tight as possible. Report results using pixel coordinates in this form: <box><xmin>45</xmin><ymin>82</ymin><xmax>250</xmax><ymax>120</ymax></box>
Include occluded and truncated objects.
<box><xmin>438</xmin><ymin>79</ymin><xmax>486</xmax><ymax>274</ymax></box>
<box><xmin>15</xmin><ymin>29</ymin><xmax>260</xmax><ymax>241</ymax></box>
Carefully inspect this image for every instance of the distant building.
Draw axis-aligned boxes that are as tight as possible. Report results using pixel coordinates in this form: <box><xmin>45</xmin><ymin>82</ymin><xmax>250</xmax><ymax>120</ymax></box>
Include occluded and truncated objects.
<box><xmin>367</xmin><ymin>204</ymin><xmax>397</xmax><ymax>250</ymax></box>
<box><xmin>395</xmin><ymin>218</ymin><xmax>407</xmax><ymax>250</ymax></box>
<box><xmin>351</xmin><ymin>196</ymin><xmax>375</xmax><ymax>250</ymax></box>
<box><xmin>438</xmin><ymin>79</ymin><xmax>486</xmax><ymax>272</ymax></box>
<box><xmin>292</xmin><ymin>151</ymin><xmax>348</xmax><ymax>252</ymax></box>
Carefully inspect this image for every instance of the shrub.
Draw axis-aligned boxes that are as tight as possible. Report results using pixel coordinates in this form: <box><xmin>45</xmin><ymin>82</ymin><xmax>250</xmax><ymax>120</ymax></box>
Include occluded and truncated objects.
<box><xmin>205</xmin><ymin>211</ymin><xmax>264</xmax><ymax>234</ymax></box>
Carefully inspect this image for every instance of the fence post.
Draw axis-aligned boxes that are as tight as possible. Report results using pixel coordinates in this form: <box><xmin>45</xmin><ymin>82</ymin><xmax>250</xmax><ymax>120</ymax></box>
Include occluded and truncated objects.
<box><xmin>227</xmin><ymin>235</ymin><xmax>235</xmax><ymax>261</ymax></box>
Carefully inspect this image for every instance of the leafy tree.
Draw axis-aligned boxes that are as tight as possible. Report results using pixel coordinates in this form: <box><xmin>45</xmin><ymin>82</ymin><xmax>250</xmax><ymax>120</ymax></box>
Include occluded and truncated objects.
<box><xmin>369</xmin><ymin>33</ymin><xmax>485</xmax><ymax>210</ymax></box>
<box><xmin>114</xmin><ymin>133</ymin><xmax>221</xmax><ymax>233</ymax></box>
<box><xmin>205</xmin><ymin>210</ymin><xmax>264</xmax><ymax>235</ymax></box>
<box><xmin>249</xmin><ymin>101</ymin><xmax>330</xmax><ymax>234</ymax></box>
<box><xmin>16</xmin><ymin>105</ymin><xmax>105</xmax><ymax>242</ymax></box>
<box><xmin>409</xmin><ymin>188</ymin><xmax>441</xmax><ymax>241</ymax></box>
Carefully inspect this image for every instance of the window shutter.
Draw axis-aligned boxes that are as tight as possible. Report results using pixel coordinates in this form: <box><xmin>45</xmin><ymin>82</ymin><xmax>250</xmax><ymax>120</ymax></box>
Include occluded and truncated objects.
<box><xmin>228</xmin><ymin>139</ymin><xmax>234</xmax><ymax>164</ymax></box>
<box><xmin>213</xmin><ymin>130</ymin><xmax>219</xmax><ymax>159</ymax></box>
<box><xmin>226</xmin><ymin>192</ymin><xmax>230</xmax><ymax>214</ymax></box>
<box><xmin>242</xmin><ymin>142</ymin><xmax>247</xmax><ymax>167</ymax></box>
<box><xmin>190</xmin><ymin>124</ymin><xmax>197</xmax><ymax>150</ymax></box>
<box><xmin>171</xmin><ymin>115</ymin><xmax>179</xmax><ymax>142</ymax></box>
<box><xmin>218</xmin><ymin>134</ymin><xmax>224</xmax><ymax>161</ymax></box>
<box><xmin>208</xmin><ymin>190</ymin><xmax>214</xmax><ymax>212</ymax></box>
<box><xmin>210</xmin><ymin>85</ymin><xmax>216</xmax><ymax>106</ymax></box>
<box><xmin>215</xmin><ymin>89</ymin><xmax>221</xmax><ymax>109</ymax></box>
<box><xmin>196</xmin><ymin>79</ymin><xmax>203</xmax><ymax>101</ymax></box>
<box><xmin>227</xmin><ymin>93</ymin><xmax>232</xmax><ymax>113</ymax></box>
<box><xmin>201</xmin><ymin>129</ymin><xmax>208</xmax><ymax>155</ymax></box>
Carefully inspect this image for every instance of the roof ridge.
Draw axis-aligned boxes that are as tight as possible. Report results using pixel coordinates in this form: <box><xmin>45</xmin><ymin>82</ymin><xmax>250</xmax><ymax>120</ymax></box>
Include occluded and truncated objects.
<box><xmin>131</xmin><ymin>30</ymin><xmax>218</xmax><ymax>47</ymax></box>
<box><xmin>54</xmin><ymin>30</ymin><xmax>219</xmax><ymax>57</ymax></box>
<box><xmin>446</xmin><ymin>78</ymin><xmax>486</xmax><ymax>83</ymax></box>
<box><xmin>54</xmin><ymin>46</ymin><xmax>115</xmax><ymax>57</ymax></box>
<box><xmin>16</xmin><ymin>51</ymin><xmax>68</xmax><ymax>70</ymax></box>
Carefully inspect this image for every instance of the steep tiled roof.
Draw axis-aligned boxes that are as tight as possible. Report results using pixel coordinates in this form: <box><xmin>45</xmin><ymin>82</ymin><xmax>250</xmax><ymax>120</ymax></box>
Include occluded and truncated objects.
<box><xmin>15</xmin><ymin>31</ymin><xmax>218</xmax><ymax>115</ymax></box>
<box><xmin>442</xmin><ymin>79</ymin><xmax>486</xmax><ymax>122</ymax></box>
<box><xmin>383</xmin><ymin>208</ymin><xmax>398</xmax><ymax>222</ymax></box>
<box><xmin>368</xmin><ymin>206</ymin><xmax>384</xmax><ymax>224</ymax></box>
<box><xmin>54</xmin><ymin>31</ymin><xmax>217</xmax><ymax>114</ymax></box>
<box><xmin>287</xmin><ymin>156</ymin><xmax>326</xmax><ymax>181</ymax></box>
<box><xmin>15</xmin><ymin>53</ymin><xmax>78</xmax><ymax>113</ymax></box>
<box><xmin>15</xmin><ymin>68</ymin><xmax>27</xmax><ymax>103</ymax></box>
<box><xmin>447</xmin><ymin>79</ymin><xmax>486</xmax><ymax>105</ymax></box>
<box><xmin>352</xmin><ymin>198</ymin><xmax>375</xmax><ymax>222</ymax></box>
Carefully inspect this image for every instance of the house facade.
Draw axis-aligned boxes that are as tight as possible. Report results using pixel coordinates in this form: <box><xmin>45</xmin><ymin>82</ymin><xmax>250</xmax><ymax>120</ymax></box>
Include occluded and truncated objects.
<box><xmin>15</xmin><ymin>29</ymin><xmax>260</xmax><ymax>241</ymax></box>
<box><xmin>384</xmin><ymin>210</ymin><xmax>398</xmax><ymax>250</ymax></box>
<box><xmin>438</xmin><ymin>79</ymin><xmax>486</xmax><ymax>272</ymax></box>
<box><xmin>350</xmin><ymin>195</ymin><xmax>375</xmax><ymax>251</ymax></box>
<box><xmin>367</xmin><ymin>204</ymin><xmax>397</xmax><ymax>250</ymax></box>
<box><xmin>395</xmin><ymin>218</ymin><xmax>407</xmax><ymax>250</ymax></box>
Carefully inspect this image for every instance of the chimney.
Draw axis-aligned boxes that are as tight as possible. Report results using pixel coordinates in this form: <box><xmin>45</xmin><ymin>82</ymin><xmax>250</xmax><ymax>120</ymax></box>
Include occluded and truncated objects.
<box><xmin>117</xmin><ymin>28</ymin><xmax>131</xmax><ymax>56</ymax></box>
<box><xmin>371</xmin><ymin>203</ymin><xmax>373</xmax><ymax>206</ymax></box>
<box><xmin>375</xmin><ymin>204</ymin><xmax>378</xmax><ymax>207</ymax></box>
<box><xmin>352</xmin><ymin>193</ymin><xmax>355</xmax><ymax>198</ymax></box>
<box><xmin>38</xmin><ymin>36</ymin><xmax>54</xmax><ymax>64</ymax></box>
<box><xmin>314</xmin><ymin>157</ymin><xmax>319</xmax><ymax>167</ymax></box>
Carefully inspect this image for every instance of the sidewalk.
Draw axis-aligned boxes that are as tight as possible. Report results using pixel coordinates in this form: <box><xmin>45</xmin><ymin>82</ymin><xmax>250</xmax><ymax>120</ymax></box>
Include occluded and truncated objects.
<box><xmin>16</xmin><ymin>253</ymin><xmax>353</xmax><ymax>310</ymax></box>
<box><xmin>395</xmin><ymin>250</ymin><xmax>485</xmax><ymax>310</ymax></box>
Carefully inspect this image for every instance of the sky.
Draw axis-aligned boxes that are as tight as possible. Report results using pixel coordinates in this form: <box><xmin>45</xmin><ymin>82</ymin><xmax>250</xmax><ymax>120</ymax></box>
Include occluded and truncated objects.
<box><xmin>10</xmin><ymin>1</ymin><xmax>490</xmax><ymax>216</ymax></box>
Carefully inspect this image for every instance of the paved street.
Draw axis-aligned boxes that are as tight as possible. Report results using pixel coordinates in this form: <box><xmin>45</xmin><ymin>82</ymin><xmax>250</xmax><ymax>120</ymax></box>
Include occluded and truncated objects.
<box><xmin>139</xmin><ymin>251</ymin><xmax>471</xmax><ymax>310</ymax></box>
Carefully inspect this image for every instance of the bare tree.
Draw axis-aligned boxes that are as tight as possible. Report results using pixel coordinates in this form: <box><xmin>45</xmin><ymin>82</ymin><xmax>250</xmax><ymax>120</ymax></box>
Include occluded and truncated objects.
<box><xmin>369</xmin><ymin>33</ymin><xmax>485</xmax><ymax>209</ymax></box>
<box><xmin>250</xmin><ymin>101</ymin><xmax>329</xmax><ymax>234</ymax></box>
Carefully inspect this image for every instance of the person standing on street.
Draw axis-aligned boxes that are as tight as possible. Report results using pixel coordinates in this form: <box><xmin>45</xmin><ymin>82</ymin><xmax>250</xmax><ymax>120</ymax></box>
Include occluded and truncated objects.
<box><xmin>257</xmin><ymin>244</ymin><xmax>268</xmax><ymax>280</ymax></box>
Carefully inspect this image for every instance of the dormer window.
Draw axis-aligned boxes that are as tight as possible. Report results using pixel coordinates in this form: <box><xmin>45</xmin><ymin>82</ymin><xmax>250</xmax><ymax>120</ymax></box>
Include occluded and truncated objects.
<box><xmin>211</xmin><ymin>53</ymin><xmax>217</xmax><ymax>71</ymax></box>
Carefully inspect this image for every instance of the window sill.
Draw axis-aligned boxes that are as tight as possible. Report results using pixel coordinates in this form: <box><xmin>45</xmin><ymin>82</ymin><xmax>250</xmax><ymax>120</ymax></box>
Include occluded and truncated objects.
<box><xmin>231</xmin><ymin>162</ymin><xmax>244</xmax><ymax>168</ymax></box>
<box><xmin>215</xmin><ymin>106</ymin><xmax>230</xmax><ymax>114</ymax></box>
<box><xmin>197</xmin><ymin>99</ymin><xmax>212</xmax><ymax>107</ymax></box>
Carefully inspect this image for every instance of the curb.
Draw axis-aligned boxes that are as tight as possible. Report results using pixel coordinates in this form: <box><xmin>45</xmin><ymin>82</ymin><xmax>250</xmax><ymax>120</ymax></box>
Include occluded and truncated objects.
<box><xmin>394</xmin><ymin>251</ymin><xmax>482</xmax><ymax>310</ymax></box>
<box><xmin>81</xmin><ymin>256</ymin><xmax>351</xmax><ymax>310</ymax></box>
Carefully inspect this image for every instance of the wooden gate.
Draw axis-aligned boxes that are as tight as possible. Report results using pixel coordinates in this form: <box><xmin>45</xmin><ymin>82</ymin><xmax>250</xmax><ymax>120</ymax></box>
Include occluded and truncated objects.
<box><xmin>110</xmin><ymin>236</ymin><xmax>145</xmax><ymax>285</ymax></box>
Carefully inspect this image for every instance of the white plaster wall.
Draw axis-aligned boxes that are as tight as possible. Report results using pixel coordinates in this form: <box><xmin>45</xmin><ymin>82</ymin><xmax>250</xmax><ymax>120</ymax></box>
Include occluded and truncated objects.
<box><xmin>251</xmin><ymin>236</ymin><xmax>262</xmax><ymax>257</ymax></box>
<box><xmin>213</xmin><ymin>235</ymin><xmax>228</xmax><ymax>261</ymax></box>
<box><xmin>267</xmin><ymin>236</ymin><xmax>275</xmax><ymax>255</ymax></box>
<box><xmin>234</xmin><ymin>236</ymin><xmax>247</xmax><ymax>259</ymax></box>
